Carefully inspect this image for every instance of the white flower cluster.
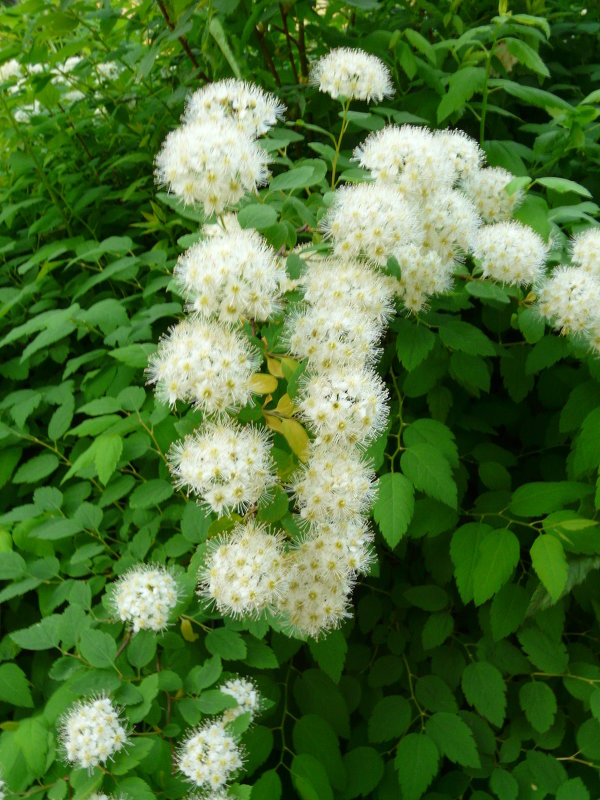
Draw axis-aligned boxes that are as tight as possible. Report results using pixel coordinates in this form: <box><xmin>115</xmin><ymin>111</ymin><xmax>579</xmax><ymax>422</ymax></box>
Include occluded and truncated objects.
<box><xmin>174</xmin><ymin>224</ymin><xmax>286</xmax><ymax>323</ymax></box>
<box><xmin>310</xmin><ymin>47</ymin><xmax>393</xmax><ymax>102</ymax></box>
<box><xmin>337</xmin><ymin>122</ymin><xmax>546</xmax><ymax>311</ymax></box>
<box><xmin>59</xmin><ymin>696</ymin><xmax>128</xmax><ymax>770</ymax></box>
<box><xmin>184</xmin><ymin>79</ymin><xmax>285</xmax><ymax>137</ymax></box>
<box><xmin>0</xmin><ymin>775</ymin><xmax>5</xmax><ymax>800</ymax></box>
<box><xmin>221</xmin><ymin>676</ymin><xmax>262</xmax><ymax>723</ymax></box>
<box><xmin>147</xmin><ymin>317</ymin><xmax>260</xmax><ymax>413</ymax></box>
<box><xmin>155</xmin><ymin>120</ymin><xmax>269</xmax><ymax>214</ymax></box>
<box><xmin>177</xmin><ymin>719</ymin><xmax>243</xmax><ymax>794</ymax></box>
<box><xmin>169</xmin><ymin>421</ymin><xmax>276</xmax><ymax>516</ymax></box>
<box><xmin>112</xmin><ymin>564</ymin><xmax>178</xmax><ymax>632</ymax></box>
<box><xmin>199</xmin><ymin>520</ymin><xmax>287</xmax><ymax>617</ymax></box>
<box><xmin>155</xmin><ymin>78</ymin><xmax>283</xmax><ymax>215</ymax></box>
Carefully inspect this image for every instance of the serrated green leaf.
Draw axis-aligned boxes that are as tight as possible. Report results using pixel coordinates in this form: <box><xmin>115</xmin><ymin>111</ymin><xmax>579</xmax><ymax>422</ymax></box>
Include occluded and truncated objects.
<box><xmin>462</xmin><ymin>661</ymin><xmax>506</xmax><ymax>727</ymax></box>
<box><xmin>425</xmin><ymin>711</ymin><xmax>480</xmax><ymax>768</ymax></box>
<box><xmin>394</xmin><ymin>733</ymin><xmax>439</xmax><ymax>800</ymax></box>
<box><xmin>530</xmin><ymin>535</ymin><xmax>568</xmax><ymax>601</ymax></box>
<box><xmin>519</xmin><ymin>681</ymin><xmax>557</xmax><ymax>733</ymax></box>
<box><xmin>473</xmin><ymin>529</ymin><xmax>520</xmax><ymax>605</ymax></box>
<box><xmin>401</xmin><ymin>444</ymin><xmax>457</xmax><ymax>508</ymax></box>
<box><xmin>372</xmin><ymin>472</ymin><xmax>415</xmax><ymax>548</ymax></box>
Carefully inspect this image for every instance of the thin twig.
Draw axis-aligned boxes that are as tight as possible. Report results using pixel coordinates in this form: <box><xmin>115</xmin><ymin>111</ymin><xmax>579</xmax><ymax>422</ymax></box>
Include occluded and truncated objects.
<box><xmin>156</xmin><ymin>0</ymin><xmax>208</xmax><ymax>79</ymax></box>
<box><xmin>279</xmin><ymin>3</ymin><xmax>299</xmax><ymax>84</ymax></box>
<box><xmin>254</xmin><ymin>25</ymin><xmax>282</xmax><ymax>87</ymax></box>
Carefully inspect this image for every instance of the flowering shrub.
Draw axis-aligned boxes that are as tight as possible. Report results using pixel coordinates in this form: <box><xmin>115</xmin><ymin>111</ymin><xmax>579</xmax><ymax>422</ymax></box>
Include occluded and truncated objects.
<box><xmin>4</xmin><ymin>2</ymin><xmax>600</xmax><ymax>799</ymax></box>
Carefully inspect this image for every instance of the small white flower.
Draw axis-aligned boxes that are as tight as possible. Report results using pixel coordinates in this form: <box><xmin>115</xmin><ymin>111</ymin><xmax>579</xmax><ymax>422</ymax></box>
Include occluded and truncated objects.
<box><xmin>155</xmin><ymin>119</ymin><xmax>269</xmax><ymax>214</ymax></box>
<box><xmin>168</xmin><ymin>420</ymin><xmax>276</xmax><ymax>516</ymax></box>
<box><xmin>394</xmin><ymin>243</ymin><xmax>454</xmax><ymax>313</ymax></box>
<box><xmin>276</xmin><ymin>534</ymin><xmax>356</xmax><ymax>638</ymax></box>
<box><xmin>198</xmin><ymin>520</ymin><xmax>287</xmax><ymax>617</ymax></box>
<box><xmin>299</xmin><ymin>257</ymin><xmax>396</xmax><ymax>326</ymax></box>
<box><xmin>175</xmin><ymin>226</ymin><xmax>286</xmax><ymax>323</ymax></box>
<box><xmin>112</xmin><ymin>564</ymin><xmax>178</xmax><ymax>633</ymax></box>
<box><xmin>298</xmin><ymin>367</ymin><xmax>389</xmax><ymax>446</ymax></box>
<box><xmin>472</xmin><ymin>221</ymin><xmax>547</xmax><ymax>286</ymax></box>
<box><xmin>59</xmin><ymin>696</ymin><xmax>128</xmax><ymax>771</ymax></box>
<box><xmin>184</xmin><ymin>79</ymin><xmax>285</xmax><ymax>137</ymax></box>
<box><xmin>463</xmin><ymin>166</ymin><xmax>523</xmax><ymax>223</ymax></box>
<box><xmin>571</xmin><ymin>228</ymin><xmax>600</xmax><ymax>277</ymax></box>
<box><xmin>310</xmin><ymin>47</ymin><xmax>393</xmax><ymax>102</ymax></box>
<box><xmin>0</xmin><ymin>59</ymin><xmax>21</xmax><ymax>82</ymax></box>
<box><xmin>290</xmin><ymin>442</ymin><xmax>377</xmax><ymax>526</ymax></box>
<box><xmin>435</xmin><ymin>129</ymin><xmax>484</xmax><ymax>182</ymax></box>
<box><xmin>221</xmin><ymin>677</ymin><xmax>262</xmax><ymax>723</ymax></box>
<box><xmin>537</xmin><ymin>265</ymin><xmax>600</xmax><ymax>335</ymax></box>
<box><xmin>354</xmin><ymin>125</ymin><xmax>455</xmax><ymax>195</ymax></box>
<box><xmin>286</xmin><ymin>303</ymin><xmax>383</xmax><ymax>371</ymax></box>
<box><xmin>177</xmin><ymin>720</ymin><xmax>243</xmax><ymax>792</ymax></box>
<box><xmin>418</xmin><ymin>190</ymin><xmax>481</xmax><ymax>263</ymax></box>
<box><xmin>146</xmin><ymin>317</ymin><xmax>260</xmax><ymax>414</ymax></box>
<box><xmin>322</xmin><ymin>182</ymin><xmax>421</xmax><ymax>265</ymax></box>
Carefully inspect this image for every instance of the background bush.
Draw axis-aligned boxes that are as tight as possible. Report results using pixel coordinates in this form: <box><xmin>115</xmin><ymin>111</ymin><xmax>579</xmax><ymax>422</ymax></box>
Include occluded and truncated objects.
<box><xmin>2</xmin><ymin>1</ymin><xmax>600</xmax><ymax>798</ymax></box>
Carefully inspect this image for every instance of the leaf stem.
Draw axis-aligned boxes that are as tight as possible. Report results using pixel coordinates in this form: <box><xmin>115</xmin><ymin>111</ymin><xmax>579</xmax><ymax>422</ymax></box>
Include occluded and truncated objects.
<box><xmin>331</xmin><ymin>98</ymin><xmax>351</xmax><ymax>189</ymax></box>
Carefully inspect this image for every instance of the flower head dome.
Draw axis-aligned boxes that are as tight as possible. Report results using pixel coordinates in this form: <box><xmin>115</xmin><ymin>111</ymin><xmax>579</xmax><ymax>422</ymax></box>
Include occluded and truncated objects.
<box><xmin>168</xmin><ymin>420</ymin><xmax>276</xmax><ymax>516</ymax></box>
<box><xmin>177</xmin><ymin>720</ymin><xmax>243</xmax><ymax>792</ymax></box>
<box><xmin>220</xmin><ymin>677</ymin><xmax>262</xmax><ymax>723</ymax></box>
<box><xmin>184</xmin><ymin>79</ymin><xmax>285</xmax><ymax>137</ymax></box>
<box><xmin>537</xmin><ymin>265</ymin><xmax>600</xmax><ymax>336</ymax></box>
<box><xmin>174</xmin><ymin>227</ymin><xmax>286</xmax><ymax>323</ymax></box>
<box><xmin>111</xmin><ymin>564</ymin><xmax>178</xmax><ymax>632</ymax></box>
<box><xmin>198</xmin><ymin>520</ymin><xmax>287</xmax><ymax>617</ymax></box>
<box><xmin>463</xmin><ymin>166</ymin><xmax>523</xmax><ymax>223</ymax></box>
<box><xmin>155</xmin><ymin>119</ymin><xmax>269</xmax><ymax>214</ymax></box>
<box><xmin>310</xmin><ymin>48</ymin><xmax>393</xmax><ymax>102</ymax></box>
<box><xmin>472</xmin><ymin>221</ymin><xmax>547</xmax><ymax>286</ymax></box>
<box><xmin>571</xmin><ymin>228</ymin><xmax>600</xmax><ymax>277</ymax></box>
<box><xmin>146</xmin><ymin>317</ymin><xmax>260</xmax><ymax>414</ymax></box>
<box><xmin>59</xmin><ymin>696</ymin><xmax>128</xmax><ymax>770</ymax></box>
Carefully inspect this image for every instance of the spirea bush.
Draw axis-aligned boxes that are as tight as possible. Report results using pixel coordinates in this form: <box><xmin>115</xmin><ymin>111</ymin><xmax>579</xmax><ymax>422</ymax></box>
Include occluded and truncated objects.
<box><xmin>4</xmin><ymin>1</ymin><xmax>600</xmax><ymax>799</ymax></box>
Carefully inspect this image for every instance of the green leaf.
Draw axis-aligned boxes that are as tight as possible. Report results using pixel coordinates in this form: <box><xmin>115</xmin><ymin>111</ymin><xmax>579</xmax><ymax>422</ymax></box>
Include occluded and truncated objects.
<box><xmin>404</xmin><ymin>28</ymin><xmax>436</xmax><ymax>64</ymax></box>
<box><xmin>13</xmin><ymin>453</ymin><xmax>59</xmax><ymax>484</ymax></box>
<box><xmin>425</xmin><ymin>712</ymin><xmax>480</xmax><ymax>768</ymax></box>
<box><xmin>573</xmin><ymin>408</ymin><xmax>600</xmax><ymax>477</ymax></box>
<box><xmin>503</xmin><ymin>37</ymin><xmax>549</xmax><ymax>77</ymax></box>
<box><xmin>519</xmin><ymin>681</ymin><xmax>557</xmax><ymax>733</ymax></box>
<box><xmin>490</xmin><ymin>768</ymin><xmax>519</xmax><ymax>800</ymax></box>
<box><xmin>108</xmin><ymin>343</ymin><xmax>156</xmax><ymax>368</ymax></box>
<box><xmin>111</xmin><ymin>737</ymin><xmax>155</xmax><ymax>776</ymax></box>
<box><xmin>421</xmin><ymin>612</ymin><xmax>453</xmax><ymax>649</ymax></box>
<box><xmin>79</xmin><ymin>629</ymin><xmax>117</xmax><ymax>667</ymax></box>
<box><xmin>530</xmin><ymin>535</ymin><xmax>568</xmax><ymax>601</ymax></box>
<box><xmin>473</xmin><ymin>529</ymin><xmax>520</xmax><ymax>605</ymax></box>
<box><xmin>368</xmin><ymin>696</ymin><xmax>411</xmax><ymax>743</ymax></box>
<box><xmin>401</xmin><ymin>444</ymin><xmax>457</xmax><ymax>509</ymax></box>
<box><xmin>11</xmin><ymin>615</ymin><xmax>61</xmax><ymax>650</ymax></box>
<box><xmin>437</xmin><ymin>67</ymin><xmax>486</xmax><ymax>122</ymax></box>
<box><xmin>197</xmin><ymin>689</ymin><xmax>237</xmax><ymax>714</ymax></box>
<box><xmin>395</xmin><ymin>320</ymin><xmax>435</xmax><ymax>371</ymax></box>
<box><xmin>116</xmin><ymin>777</ymin><xmax>155</xmax><ymax>800</ymax></box>
<box><xmin>465</xmin><ymin>280</ymin><xmax>510</xmax><ymax>304</ymax></box>
<box><xmin>270</xmin><ymin>166</ymin><xmax>317</xmax><ymax>191</ymax></box>
<box><xmin>238</xmin><ymin>203</ymin><xmax>278</xmax><ymax>231</ymax></box>
<box><xmin>186</xmin><ymin>655</ymin><xmax>222</xmax><ymax>693</ymax></box>
<box><xmin>343</xmin><ymin>747</ymin><xmax>384</xmax><ymax>798</ymax></box>
<box><xmin>511</xmin><ymin>482</ymin><xmax>591</xmax><ymax>516</ymax></box>
<box><xmin>205</xmin><ymin>628</ymin><xmax>247</xmax><ymax>660</ymax></box>
<box><xmin>576</xmin><ymin>718</ymin><xmax>600</xmax><ymax>760</ymax></box>
<box><xmin>252</xmin><ymin>770</ymin><xmax>282</xmax><ymax>800</ymax></box>
<box><xmin>489</xmin><ymin>78</ymin><xmax>572</xmax><ymax>112</ymax></box>
<box><xmin>309</xmin><ymin>630</ymin><xmax>347</xmax><ymax>683</ymax></box>
<box><xmin>438</xmin><ymin>319</ymin><xmax>495</xmax><ymax>356</ymax></box>
<box><xmin>13</xmin><ymin>716</ymin><xmax>49</xmax><ymax>778</ymax></box>
<box><xmin>451</xmin><ymin>523</ymin><xmax>493</xmax><ymax>604</ymax></box>
<box><xmin>291</xmin><ymin>753</ymin><xmax>334</xmax><ymax>800</ymax></box>
<box><xmin>556</xmin><ymin>778</ymin><xmax>591</xmax><ymax>800</ymax></box>
<box><xmin>372</xmin><ymin>472</ymin><xmax>415</xmax><ymax>548</ymax></box>
<box><xmin>517</xmin><ymin>625</ymin><xmax>568</xmax><ymax>673</ymax></box>
<box><xmin>536</xmin><ymin>176</ymin><xmax>592</xmax><ymax>198</ymax></box>
<box><xmin>129</xmin><ymin>479</ymin><xmax>174</xmax><ymax>509</ymax></box>
<box><xmin>461</xmin><ymin>661</ymin><xmax>506</xmax><ymax>727</ymax></box>
<box><xmin>404</xmin><ymin>419</ymin><xmax>458</xmax><ymax>467</ymax></box>
<box><xmin>0</xmin><ymin>664</ymin><xmax>33</xmax><ymax>707</ymax></box>
<box><xmin>394</xmin><ymin>733</ymin><xmax>439</xmax><ymax>800</ymax></box>
<box><xmin>95</xmin><ymin>434</ymin><xmax>122</xmax><ymax>485</ymax></box>
<box><xmin>209</xmin><ymin>16</ymin><xmax>242</xmax><ymax>78</ymax></box>
<box><xmin>525</xmin><ymin>335</ymin><xmax>569</xmax><ymax>374</ymax></box>
<box><xmin>490</xmin><ymin>583</ymin><xmax>528</xmax><ymax>641</ymax></box>
<box><xmin>292</xmin><ymin>715</ymin><xmax>345</xmax><ymax>792</ymax></box>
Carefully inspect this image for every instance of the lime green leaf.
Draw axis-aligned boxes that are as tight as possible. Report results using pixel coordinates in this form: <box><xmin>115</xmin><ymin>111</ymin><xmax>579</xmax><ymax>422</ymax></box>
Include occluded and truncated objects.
<box><xmin>205</xmin><ymin>628</ymin><xmax>247</xmax><ymax>660</ymax></box>
<box><xmin>490</xmin><ymin>583</ymin><xmax>528</xmax><ymax>641</ymax></box>
<box><xmin>472</xmin><ymin>529</ymin><xmax>520</xmax><ymax>605</ymax></box>
<box><xmin>372</xmin><ymin>472</ymin><xmax>415</xmax><ymax>548</ymax></box>
<box><xmin>404</xmin><ymin>419</ymin><xmax>458</xmax><ymax>468</ymax></box>
<box><xmin>395</xmin><ymin>320</ymin><xmax>435</xmax><ymax>371</ymax></box>
<box><xmin>95</xmin><ymin>434</ymin><xmax>122</xmax><ymax>485</ymax></box>
<box><xmin>79</xmin><ymin>629</ymin><xmax>117</xmax><ymax>667</ymax></box>
<box><xmin>401</xmin><ymin>444</ymin><xmax>457</xmax><ymax>509</ymax></box>
<box><xmin>511</xmin><ymin>482</ymin><xmax>592</xmax><ymax>516</ymax></box>
<box><xmin>13</xmin><ymin>453</ymin><xmax>59</xmax><ymax>484</ymax></box>
<box><xmin>437</xmin><ymin>67</ymin><xmax>486</xmax><ymax>122</ymax></box>
<box><xmin>238</xmin><ymin>204</ymin><xmax>278</xmax><ymax>230</ymax></box>
<box><xmin>530</xmin><ymin>535</ymin><xmax>568</xmax><ymax>601</ymax></box>
<box><xmin>270</xmin><ymin>166</ymin><xmax>316</xmax><ymax>191</ymax></box>
<box><xmin>129</xmin><ymin>479</ymin><xmax>174</xmax><ymax>509</ymax></box>
<box><xmin>438</xmin><ymin>319</ymin><xmax>495</xmax><ymax>356</ymax></box>
<box><xmin>536</xmin><ymin>176</ymin><xmax>592</xmax><ymax>198</ymax></box>
<box><xmin>503</xmin><ymin>37</ymin><xmax>549</xmax><ymax>77</ymax></box>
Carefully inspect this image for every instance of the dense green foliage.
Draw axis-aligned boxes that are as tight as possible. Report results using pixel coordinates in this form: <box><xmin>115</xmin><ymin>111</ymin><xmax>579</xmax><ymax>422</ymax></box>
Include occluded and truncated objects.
<box><xmin>3</xmin><ymin>1</ymin><xmax>600</xmax><ymax>798</ymax></box>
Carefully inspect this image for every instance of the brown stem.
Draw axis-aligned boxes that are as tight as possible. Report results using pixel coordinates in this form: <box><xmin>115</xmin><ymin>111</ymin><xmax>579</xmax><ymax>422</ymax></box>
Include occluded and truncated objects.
<box><xmin>115</xmin><ymin>631</ymin><xmax>132</xmax><ymax>659</ymax></box>
<box><xmin>297</xmin><ymin>17</ymin><xmax>308</xmax><ymax>80</ymax></box>
<box><xmin>279</xmin><ymin>2</ymin><xmax>299</xmax><ymax>84</ymax></box>
<box><xmin>156</xmin><ymin>0</ymin><xmax>208</xmax><ymax>79</ymax></box>
<box><xmin>254</xmin><ymin>25</ymin><xmax>282</xmax><ymax>87</ymax></box>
